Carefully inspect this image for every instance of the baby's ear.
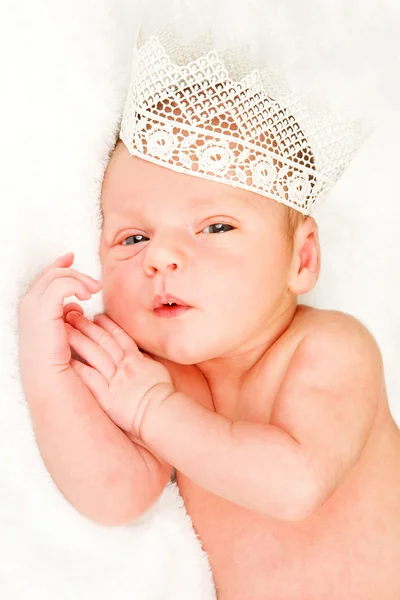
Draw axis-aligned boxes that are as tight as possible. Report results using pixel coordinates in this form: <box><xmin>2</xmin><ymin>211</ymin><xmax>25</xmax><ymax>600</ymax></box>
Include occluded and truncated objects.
<box><xmin>288</xmin><ymin>217</ymin><xmax>320</xmax><ymax>295</ymax></box>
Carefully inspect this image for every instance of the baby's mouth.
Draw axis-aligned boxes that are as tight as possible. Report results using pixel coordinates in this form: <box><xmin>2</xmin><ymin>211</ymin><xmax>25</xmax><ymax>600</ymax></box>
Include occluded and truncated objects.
<box><xmin>153</xmin><ymin>304</ymin><xmax>192</xmax><ymax>318</ymax></box>
<box><xmin>151</xmin><ymin>293</ymin><xmax>193</xmax><ymax>318</ymax></box>
<box><xmin>151</xmin><ymin>293</ymin><xmax>192</xmax><ymax>310</ymax></box>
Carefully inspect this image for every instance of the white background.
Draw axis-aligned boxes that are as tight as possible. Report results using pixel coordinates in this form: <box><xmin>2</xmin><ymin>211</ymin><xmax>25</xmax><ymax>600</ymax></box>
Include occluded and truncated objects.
<box><xmin>0</xmin><ymin>1</ymin><xmax>398</xmax><ymax>598</ymax></box>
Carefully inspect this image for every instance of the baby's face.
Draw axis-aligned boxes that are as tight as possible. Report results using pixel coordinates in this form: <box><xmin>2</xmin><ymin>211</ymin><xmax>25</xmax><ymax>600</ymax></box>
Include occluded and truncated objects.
<box><xmin>99</xmin><ymin>140</ymin><xmax>297</xmax><ymax>364</ymax></box>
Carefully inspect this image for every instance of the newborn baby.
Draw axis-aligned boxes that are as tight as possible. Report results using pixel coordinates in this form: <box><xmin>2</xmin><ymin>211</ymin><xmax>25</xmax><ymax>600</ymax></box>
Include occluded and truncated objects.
<box><xmin>18</xmin><ymin>136</ymin><xmax>400</xmax><ymax>599</ymax></box>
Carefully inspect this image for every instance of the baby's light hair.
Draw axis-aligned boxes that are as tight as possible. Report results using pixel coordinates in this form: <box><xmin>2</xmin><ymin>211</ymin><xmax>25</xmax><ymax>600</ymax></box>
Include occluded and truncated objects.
<box><xmin>283</xmin><ymin>204</ymin><xmax>307</xmax><ymax>248</ymax></box>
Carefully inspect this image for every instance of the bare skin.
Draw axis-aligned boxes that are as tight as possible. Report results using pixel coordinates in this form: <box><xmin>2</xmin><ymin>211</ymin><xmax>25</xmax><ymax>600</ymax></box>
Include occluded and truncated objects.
<box><xmin>155</xmin><ymin>305</ymin><xmax>400</xmax><ymax>600</ymax></box>
<box><xmin>97</xmin><ymin>141</ymin><xmax>400</xmax><ymax>598</ymax></box>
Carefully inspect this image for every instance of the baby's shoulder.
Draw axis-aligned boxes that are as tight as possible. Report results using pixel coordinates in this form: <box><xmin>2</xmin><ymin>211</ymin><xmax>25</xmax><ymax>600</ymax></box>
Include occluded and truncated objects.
<box><xmin>281</xmin><ymin>305</ymin><xmax>384</xmax><ymax>396</ymax></box>
<box><xmin>252</xmin><ymin>305</ymin><xmax>382</xmax><ymax>397</ymax></box>
<box><xmin>294</xmin><ymin>305</ymin><xmax>382</xmax><ymax>357</ymax></box>
<box><xmin>293</xmin><ymin>303</ymin><xmax>368</xmax><ymax>330</ymax></box>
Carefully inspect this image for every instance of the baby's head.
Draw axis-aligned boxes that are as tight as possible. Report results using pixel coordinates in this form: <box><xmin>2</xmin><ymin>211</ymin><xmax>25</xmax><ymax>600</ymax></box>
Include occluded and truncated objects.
<box><xmin>98</xmin><ymin>135</ymin><xmax>320</xmax><ymax>365</ymax></box>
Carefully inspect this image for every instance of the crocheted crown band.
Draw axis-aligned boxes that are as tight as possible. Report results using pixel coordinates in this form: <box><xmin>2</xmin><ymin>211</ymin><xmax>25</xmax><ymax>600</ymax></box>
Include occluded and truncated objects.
<box><xmin>119</xmin><ymin>23</ymin><xmax>367</xmax><ymax>215</ymax></box>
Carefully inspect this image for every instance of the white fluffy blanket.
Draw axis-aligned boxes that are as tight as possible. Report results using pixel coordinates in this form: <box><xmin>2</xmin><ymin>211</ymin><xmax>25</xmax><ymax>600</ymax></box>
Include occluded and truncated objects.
<box><xmin>0</xmin><ymin>2</ymin><xmax>398</xmax><ymax>598</ymax></box>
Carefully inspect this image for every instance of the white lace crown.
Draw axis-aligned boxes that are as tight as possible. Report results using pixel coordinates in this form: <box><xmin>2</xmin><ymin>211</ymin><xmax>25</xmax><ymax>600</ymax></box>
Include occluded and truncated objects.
<box><xmin>119</xmin><ymin>24</ymin><xmax>368</xmax><ymax>215</ymax></box>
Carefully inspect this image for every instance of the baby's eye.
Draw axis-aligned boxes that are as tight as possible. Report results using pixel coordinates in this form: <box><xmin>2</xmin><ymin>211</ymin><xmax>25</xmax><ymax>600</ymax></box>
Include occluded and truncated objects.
<box><xmin>202</xmin><ymin>223</ymin><xmax>235</xmax><ymax>234</ymax></box>
<box><xmin>121</xmin><ymin>234</ymin><xmax>149</xmax><ymax>246</ymax></box>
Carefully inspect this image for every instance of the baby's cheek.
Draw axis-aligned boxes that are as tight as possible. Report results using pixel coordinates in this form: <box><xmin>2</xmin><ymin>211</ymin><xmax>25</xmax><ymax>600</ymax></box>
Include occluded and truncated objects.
<box><xmin>98</xmin><ymin>273</ymin><xmax>120</xmax><ymax>316</ymax></box>
<box><xmin>100</xmin><ymin>280</ymin><xmax>142</xmax><ymax>335</ymax></box>
<box><xmin>101</xmin><ymin>285</ymin><xmax>122</xmax><ymax>319</ymax></box>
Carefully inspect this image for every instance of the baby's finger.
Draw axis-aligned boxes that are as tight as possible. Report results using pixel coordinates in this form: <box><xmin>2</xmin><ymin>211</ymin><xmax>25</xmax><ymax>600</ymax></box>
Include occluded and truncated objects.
<box><xmin>41</xmin><ymin>277</ymin><xmax>95</xmax><ymax>320</ymax></box>
<box><xmin>70</xmin><ymin>358</ymin><xmax>109</xmax><ymax>403</ymax></box>
<box><xmin>65</xmin><ymin>322</ymin><xmax>117</xmax><ymax>381</ymax></box>
<box><xmin>36</xmin><ymin>267</ymin><xmax>101</xmax><ymax>298</ymax></box>
<box><xmin>63</xmin><ymin>302</ymin><xmax>84</xmax><ymax>318</ymax></box>
<box><xmin>65</xmin><ymin>312</ymin><xmax>124</xmax><ymax>364</ymax></box>
<box><xmin>92</xmin><ymin>314</ymin><xmax>143</xmax><ymax>357</ymax></box>
<box><xmin>25</xmin><ymin>253</ymin><xmax>75</xmax><ymax>295</ymax></box>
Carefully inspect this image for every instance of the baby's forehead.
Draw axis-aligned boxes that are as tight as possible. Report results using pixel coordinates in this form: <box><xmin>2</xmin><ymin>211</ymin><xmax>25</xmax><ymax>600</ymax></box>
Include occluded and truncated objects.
<box><xmin>102</xmin><ymin>142</ymin><xmax>269</xmax><ymax>216</ymax></box>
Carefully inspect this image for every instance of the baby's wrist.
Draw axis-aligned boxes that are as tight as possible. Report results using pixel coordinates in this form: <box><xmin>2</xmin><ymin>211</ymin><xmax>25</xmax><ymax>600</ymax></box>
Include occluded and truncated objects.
<box><xmin>132</xmin><ymin>382</ymin><xmax>175</xmax><ymax>439</ymax></box>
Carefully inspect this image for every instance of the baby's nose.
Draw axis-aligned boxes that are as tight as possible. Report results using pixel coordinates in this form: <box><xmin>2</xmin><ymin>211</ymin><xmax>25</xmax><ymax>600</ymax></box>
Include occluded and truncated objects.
<box><xmin>143</xmin><ymin>244</ymin><xmax>187</xmax><ymax>276</ymax></box>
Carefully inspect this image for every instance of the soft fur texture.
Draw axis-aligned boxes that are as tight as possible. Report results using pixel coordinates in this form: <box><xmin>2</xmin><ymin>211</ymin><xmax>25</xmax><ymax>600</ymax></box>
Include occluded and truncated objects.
<box><xmin>0</xmin><ymin>1</ymin><xmax>398</xmax><ymax>598</ymax></box>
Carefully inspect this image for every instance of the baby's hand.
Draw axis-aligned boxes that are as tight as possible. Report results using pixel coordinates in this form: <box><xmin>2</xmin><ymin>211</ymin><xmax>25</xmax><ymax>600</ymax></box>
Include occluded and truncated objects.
<box><xmin>63</xmin><ymin>310</ymin><xmax>175</xmax><ymax>436</ymax></box>
<box><xmin>18</xmin><ymin>252</ymin><xmax>102</xmax><ymax>377</ymax></box>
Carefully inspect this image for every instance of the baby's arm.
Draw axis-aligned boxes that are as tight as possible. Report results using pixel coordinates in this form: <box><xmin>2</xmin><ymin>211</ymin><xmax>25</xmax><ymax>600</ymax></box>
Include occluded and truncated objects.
<box><xmin>138</xmin><ymin>312</ymin><xmax>382</xmax><ymax>520</ymax></box>
<box><xmin>26</xmin><ymin>366</ymin><xmax>172</xmax><ymax>525</ymax></box>
<box><xmin>18</xmin><ymin>252</ymin><xmax>171</xmax><ymax>526</ymax></box>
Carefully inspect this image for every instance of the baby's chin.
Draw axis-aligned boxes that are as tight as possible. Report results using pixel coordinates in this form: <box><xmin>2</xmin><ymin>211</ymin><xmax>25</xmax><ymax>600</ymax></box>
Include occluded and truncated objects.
<box><xmin>113</xmin><ymin>315</ymin><xmax>221</xmax><ymax>365</ymax></box>
<box><xmin>138</xmin><ymin>340</ymin><xmax>214</xmax><ymax>366</ymax></box>
<box><xmin>140</xmin><ymin>346</ymin><xmax>199</xmax><ymax>366</ymax></box>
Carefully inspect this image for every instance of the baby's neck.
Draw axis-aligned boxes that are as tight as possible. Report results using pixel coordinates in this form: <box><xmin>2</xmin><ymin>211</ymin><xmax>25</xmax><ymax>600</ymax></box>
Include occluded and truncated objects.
<box><xmin>196</xmin><ymin>302</ymin><xmax>299</xmax><ymax>399</ymax></box>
